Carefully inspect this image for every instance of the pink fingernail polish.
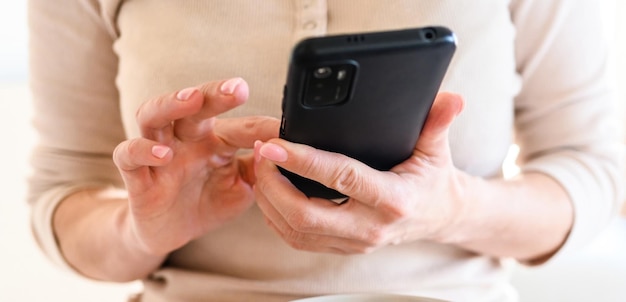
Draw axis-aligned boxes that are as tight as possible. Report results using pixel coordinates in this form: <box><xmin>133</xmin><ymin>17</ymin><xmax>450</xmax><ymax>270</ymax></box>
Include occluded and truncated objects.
<box><xmin>220</xmin><ymin>77</ymin><xmax>243</xmax><ymax>95</ymax></box>
<box><xmin>176</xmin><ymin>87</ymin><xmax>197</xmax><ymax>101</ymax></box>
<box><xmin>259</xmin><ymin>143</ymin><xmax>288</xmax><ymax>162</ymax></box>
<box><xmin>152</xmin><ymin>145</ymin><xmax>171</xmax><ymax>159</ymax></box>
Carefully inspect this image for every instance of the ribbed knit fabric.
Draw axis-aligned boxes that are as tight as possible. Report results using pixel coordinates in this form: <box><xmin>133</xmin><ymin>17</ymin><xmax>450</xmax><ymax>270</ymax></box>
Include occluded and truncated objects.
<box><xmin>27</xmin><ymin>0</ymin><xmax>622</xmax><ymax>301</ymax></box>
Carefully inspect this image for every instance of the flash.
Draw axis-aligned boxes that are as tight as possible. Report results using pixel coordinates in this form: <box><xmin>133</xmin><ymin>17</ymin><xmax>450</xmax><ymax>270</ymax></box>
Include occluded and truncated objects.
<box><xmin>337</xmin><ymin>69</ymin><xmax>347</xmax><ymax>81</ymax></box>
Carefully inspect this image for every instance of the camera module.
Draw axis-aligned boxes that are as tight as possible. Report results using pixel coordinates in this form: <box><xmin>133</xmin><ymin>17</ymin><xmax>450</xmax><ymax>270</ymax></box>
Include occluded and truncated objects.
<box><xmin>304</xmin><ymin>63</ymin><xmax>356</xmax><ymax>107</ymax></box>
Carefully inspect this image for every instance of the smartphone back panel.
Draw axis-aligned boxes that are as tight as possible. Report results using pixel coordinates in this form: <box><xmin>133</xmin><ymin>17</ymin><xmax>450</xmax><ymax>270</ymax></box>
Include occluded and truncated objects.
<box><xmin>280</xmin><ymin>27</ymin><xmax>456</xmax><ymax>199</ymax></box>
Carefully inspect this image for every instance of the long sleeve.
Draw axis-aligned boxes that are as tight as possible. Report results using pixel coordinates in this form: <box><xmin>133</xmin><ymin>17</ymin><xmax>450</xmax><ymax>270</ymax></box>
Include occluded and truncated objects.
<box><xmin>27</xmin><ymin>0</ymin><xmax>125</xmax><ymax>270</ymax></box>
<box><xmin>510</xmin><ymin>0</ymin><xmax>624</xmax><ymax>261</ymax></box>
<box><xmin>24</xmin><ymin>0</ymin><xmax>623</xmax><ymax>299</ymax></box>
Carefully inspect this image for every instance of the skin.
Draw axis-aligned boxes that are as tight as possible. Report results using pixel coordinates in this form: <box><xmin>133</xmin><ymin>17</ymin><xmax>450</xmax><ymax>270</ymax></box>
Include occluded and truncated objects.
<box><xmin>54</xmin><ymin>78</ymin><xmax>280</xmax><ymax>281</ymax></box>
<box><xmin>253</xmin><ymin>92</ymin><xmax>573</xmax><ymax>262</ymax></box>
<box><xmin>53</xmin><ymin>78</ymin><xmax>573</xmax><ymax>282</ymax></box>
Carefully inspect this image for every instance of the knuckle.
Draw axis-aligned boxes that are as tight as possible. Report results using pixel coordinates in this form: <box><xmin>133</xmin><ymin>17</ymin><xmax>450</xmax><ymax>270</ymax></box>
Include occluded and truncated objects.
<box><xmin>136</xmin><ymin>98</ymin><xmax>153</xmax><ymax>121</ymax></box>
<box><xmin>239</xmin><ymin>117</ymin><xmax>265</xmax><ymax>139</ymax></box>
<box><xmin>329</xmin><ymin>163</ymin><xmax>361</xmax><ymax>193</ymax></box>
<box><xmin>383</xmin><ymin>203</ymin><xmax>411</xmax><ymax>221</ymax></box>
<box><xmin>136</xmin><ymin>96</ymin><xmax>167</xmax><ymax>126</ymax></box>
<box><xmin>361</xmin><ymin>226</ymin><xmax>388</xmax><ymax>247</ymax></box>
<box><xmin>374</xmin><ymin>184</ymin><xmax>413</xmax><ymax>221</ymax></box>
<box><xmin>243</xmin><ymin>116</ymin><xmax>261</xmax><ymax>130</ymax></box>
<box><xmin>282</xmin><ymin>230</ymin><xmax>308</xmax><ymax>250</ymax></box>
<box><xmin>286</xmin><ymin>239</ymin><xmax>307</xmax><ymax>251</ymax></box>
<box><xmin>197</xmin><ymin>83</ymin><xmax>214</xmax><ymax>98</ymax></box>
<box><xmin>134</xmin><ymin>102</ymin><xmax>146</xmax><ymax>122</ymax></box>
<box><xmin>284</xmin><ymin>209</ymin><xmax>318</xmax><ymax>233</ymax></box>
<box><xmin>299</xmin><ymin>152</ymin><xmax>321</xmax><ymax>177</ymax></box>
<box><xmin>125</xmin><ymin>139</ymin><xmax>143</xmax><ymax>158</ymax></box>
<box><xmin>112</xmin><ymin>139</ymin><xmax>151</xmax><ymax>171</ymax></box>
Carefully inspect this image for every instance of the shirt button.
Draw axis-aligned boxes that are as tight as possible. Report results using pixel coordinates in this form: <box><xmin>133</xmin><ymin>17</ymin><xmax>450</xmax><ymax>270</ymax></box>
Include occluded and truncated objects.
<box><xmin>303</xmin><ymin>21</ymin><xmax>317</xmax><ymax>30</ymax></box>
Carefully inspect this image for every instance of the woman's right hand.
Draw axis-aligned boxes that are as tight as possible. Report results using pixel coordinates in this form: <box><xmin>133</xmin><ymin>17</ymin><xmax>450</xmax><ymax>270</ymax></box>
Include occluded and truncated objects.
<box><xmin>113</xmin><ymin>78</ymin><xmax>279</xmax><ymax>256</ymax></box>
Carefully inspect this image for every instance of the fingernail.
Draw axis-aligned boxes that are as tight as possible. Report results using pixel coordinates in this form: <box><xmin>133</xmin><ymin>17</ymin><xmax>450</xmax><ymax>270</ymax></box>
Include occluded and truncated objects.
<box><xmin>220</xmin><ymin>77</ymin><xmax>243</xmax><ymax>95</ymax></box>
<box><xmin>259</xmin><ymin>143</ymin><xmax>288</xmax><ymax>162</ymax></box>
<box><xmin>254</xmin><ymin>140</ymin><xmax>262</xmax><ymax>163</ymax></box>
<box><xmin>176</xmin><ymin>87</ymin><xmax>197</xmax><ymax>101</ymax></box>
<box><xmin>152</xmin><ymin>145</ymin><xmax>171</xmax><ymax>159</ymax></box>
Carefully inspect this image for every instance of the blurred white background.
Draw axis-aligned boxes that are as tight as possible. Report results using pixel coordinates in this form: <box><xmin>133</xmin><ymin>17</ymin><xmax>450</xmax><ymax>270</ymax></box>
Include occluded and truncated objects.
<box><xmin>0</xmin><ymin>1</ymin><xmax>624</xmax><ymax>302</ymax></box>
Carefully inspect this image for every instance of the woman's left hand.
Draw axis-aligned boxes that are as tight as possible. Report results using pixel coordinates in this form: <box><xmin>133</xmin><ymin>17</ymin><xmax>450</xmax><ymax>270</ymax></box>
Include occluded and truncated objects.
<box><xmin>253</xmin><ymin>92</ymin><xmax>469</xmax><ymax>254</ymax></box>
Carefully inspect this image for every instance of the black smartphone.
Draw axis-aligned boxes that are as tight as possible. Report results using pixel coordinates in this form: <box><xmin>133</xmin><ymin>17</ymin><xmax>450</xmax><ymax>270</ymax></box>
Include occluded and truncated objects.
<box><xmin>279</xmin><ymin>26</ymin><xmax>456</xmax><ymax>201</ymax></box>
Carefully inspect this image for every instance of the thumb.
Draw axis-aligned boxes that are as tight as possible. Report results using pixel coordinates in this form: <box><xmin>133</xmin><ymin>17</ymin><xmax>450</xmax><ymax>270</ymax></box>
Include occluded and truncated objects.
<box><xmin>415</xmin><ymin>92</ymin><xmax>464</xmax><ymax>157</ymax></box>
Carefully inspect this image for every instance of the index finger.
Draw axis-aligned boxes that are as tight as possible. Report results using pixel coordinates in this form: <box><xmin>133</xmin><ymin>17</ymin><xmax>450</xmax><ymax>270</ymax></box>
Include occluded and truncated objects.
<box><xmin>256</xmin><ymin>139</ymin><xmax>395</xmax><ymax>207</ymax></box>
<box><xmin>135</xmin><ymin>78</ymin><xmax>248</xmax><ymax>142</ymax></box>
<box><xmin>214</xmin><ymin>116</ymin><xmax>281</xmax><ymax>149</ymax></box>
<box><xmin>253</xmin><ymin>147</ymin><xmax>388</xmax><ymax>243</ymax></box>
<box><xmin>173</xmin><ymin>78</ymin><xmax>250</xmax><ymax>142</ymax></box>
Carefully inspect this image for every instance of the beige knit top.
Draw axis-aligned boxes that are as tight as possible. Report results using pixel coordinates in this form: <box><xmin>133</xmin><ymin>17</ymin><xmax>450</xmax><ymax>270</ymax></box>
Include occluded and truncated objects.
<box><xmin>27</xmin><ymin>0</ymin><xmax>623</xmax><ymax>301</ymax></box>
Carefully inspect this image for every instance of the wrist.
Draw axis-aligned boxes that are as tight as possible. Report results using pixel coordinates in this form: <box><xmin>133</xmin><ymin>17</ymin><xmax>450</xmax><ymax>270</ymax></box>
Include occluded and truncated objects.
<box><xmin>428</xmin><ymin>170</ymin><xmax>486</xmax><ymax>245</ymax></box>
<box><xmin>97</xmin><ymin>195</ymin><xmax>167</xmax><ymax>281</ymax></box>
<box><xmin>118</xmin><ymin>202</ymin><xmax>171</xmax><ymax>260</ymax></box>
<box><xmin>428</xmin><ymin>172</ymin><xmax>574</xmax><ymax>261</ymax></box>
<box><xmin>54</xmin><ymin>188</ymin><xmax>166</xmax><ymax>281</ymax></box>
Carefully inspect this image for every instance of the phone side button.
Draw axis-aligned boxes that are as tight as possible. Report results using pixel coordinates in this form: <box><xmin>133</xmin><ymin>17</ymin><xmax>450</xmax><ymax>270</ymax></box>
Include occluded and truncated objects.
<box><xmin>280</xmin><ymin>114</ymin><xmax>286</xmax><ymax>136</ymax></box>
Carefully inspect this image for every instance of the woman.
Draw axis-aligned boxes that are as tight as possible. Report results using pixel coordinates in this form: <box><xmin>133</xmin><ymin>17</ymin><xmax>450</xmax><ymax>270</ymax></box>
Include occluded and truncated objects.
<box><xmin>27</xmin><ymin>0</ymin><xmax>622</xmax><ymax>301</ymax></box>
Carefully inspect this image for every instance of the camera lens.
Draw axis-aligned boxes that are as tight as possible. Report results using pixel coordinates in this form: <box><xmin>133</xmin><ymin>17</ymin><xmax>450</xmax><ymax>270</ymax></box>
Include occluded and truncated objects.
<box><xmin>313</xmin><ymin>67</ymin><xmax>332</xmax><ymax>79</ymax></box>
